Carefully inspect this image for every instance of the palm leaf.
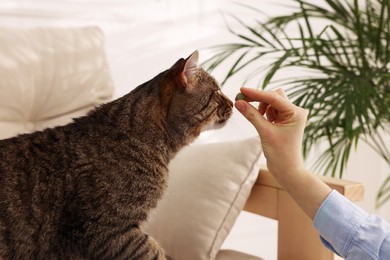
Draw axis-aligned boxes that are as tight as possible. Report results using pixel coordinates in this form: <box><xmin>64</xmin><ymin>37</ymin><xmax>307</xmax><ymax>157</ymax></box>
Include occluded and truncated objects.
<box><xmin>261</xmin><ymin>51</ymin><xmax>291</xmax><ymax>89</ymax></box>
<box><xmin>204</xmin><ymin>0</ymin><xmax>390</xmax><ymax>206</ymax></box>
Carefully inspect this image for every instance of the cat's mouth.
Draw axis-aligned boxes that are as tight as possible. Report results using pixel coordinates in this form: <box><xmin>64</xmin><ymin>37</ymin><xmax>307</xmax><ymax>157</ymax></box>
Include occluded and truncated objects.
<box><xmin>201</xmin><ymin>98</ymin><xmax>233</xmax><ymax>132</ymax></box>
<box><xmin>201</xmin><ymin>116</ymin><xmax>229</xmax><ymax>132</ymax></box>
<box><xmin>209</xmin><ymin>108</ymin><xmax>232</xmax><ymax>130</ymax></box>
<box><xmin>214</xmin><ymin>101</ymin><xmax>233</xmax><ymax>128</ymax></box>
<box><xmin>216</xmin><ymin>118</ymin><xmax>228</xmax><ymax>125</ymax></box>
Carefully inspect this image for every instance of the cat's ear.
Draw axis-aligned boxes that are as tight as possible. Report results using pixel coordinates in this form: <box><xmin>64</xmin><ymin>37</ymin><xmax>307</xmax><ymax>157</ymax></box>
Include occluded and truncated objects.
<box><xmin>180</xmin><ymin>50</ymin><xmax>199</xmax><ymax>87</ymax></box>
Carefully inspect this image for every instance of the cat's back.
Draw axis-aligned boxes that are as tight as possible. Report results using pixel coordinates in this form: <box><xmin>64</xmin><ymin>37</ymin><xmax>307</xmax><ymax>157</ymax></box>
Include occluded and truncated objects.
<box><xmin>0</xmin><ymin>126</ymin><xmax>72</xmax><ymax>174</ymax></box>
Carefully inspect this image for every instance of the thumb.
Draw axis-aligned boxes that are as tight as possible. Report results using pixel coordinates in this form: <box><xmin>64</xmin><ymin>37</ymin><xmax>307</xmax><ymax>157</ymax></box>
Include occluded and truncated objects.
<box><xmin>235</xmin><ymin>100</ymin><xmax>269</xmax><ymax>133</ymax></box>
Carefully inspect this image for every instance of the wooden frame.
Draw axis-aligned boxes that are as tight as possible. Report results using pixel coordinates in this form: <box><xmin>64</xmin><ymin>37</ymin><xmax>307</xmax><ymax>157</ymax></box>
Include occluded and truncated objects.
<box><xmin>244</xmin><ymin>168</ymin><xmax>365</xmax><ymax>260</ymax></box>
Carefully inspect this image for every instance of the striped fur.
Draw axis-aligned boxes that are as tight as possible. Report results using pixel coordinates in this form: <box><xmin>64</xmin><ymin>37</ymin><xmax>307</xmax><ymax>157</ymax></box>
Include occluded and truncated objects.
<box><xmin>0</xmin><ymin>51</ymin><xmax>233</xmax><ymax>259</ymax></box>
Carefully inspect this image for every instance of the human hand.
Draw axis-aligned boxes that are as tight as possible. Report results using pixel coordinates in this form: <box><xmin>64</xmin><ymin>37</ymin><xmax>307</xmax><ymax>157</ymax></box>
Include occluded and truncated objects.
<box><xmin>235</xmin><ymin>87</ymin><xmax>308</xmax><ymax>178</ymax></box>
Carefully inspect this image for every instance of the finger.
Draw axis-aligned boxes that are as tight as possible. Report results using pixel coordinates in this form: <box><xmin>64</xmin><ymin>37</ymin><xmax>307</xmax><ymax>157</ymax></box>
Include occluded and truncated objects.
<box><xmin>261</xmin><ymin>88</ymin><xmax>286</xmax><ymax>116</ymax></box>
<box><xmin>268</xmin><ymin>89</ymin><xmax>286</xmax><ymax>122</ymax></box>
<box><xmin>235</xmin><ymin>100</ymin><xmax>270</xmax><ymax>133</ymax></box>
<box><xmin>266</xmin><ymin>106</ymin><xmax>280</xmax><ymax>122</ymax></box>
<box><xmin>275</xmin><ymin>88</ymin><xmax>288</xmax><ymax>99</ymax></box>
<box><xmin>275</xmin><ymin>88</ymin><xmax>293</xmax><ymax>109</ymax></box>
<box><xmin>240</xmin><ymin>87</ymin><xmax>294</xmax><ymax>113</ymax></box>
<box><xmin>266</xmin><ymin>106</ymin><xmax>273</xmax><ymax>122</ymax></box>
<box><xmin>235</xmin><ymin>88</ymin><xmax>256</xmax><ymax>102</ymax></box>
<box><xmin>259</xmin><ymin>101</ymin><xmax>269</xmax><ymax>115</ymax></box>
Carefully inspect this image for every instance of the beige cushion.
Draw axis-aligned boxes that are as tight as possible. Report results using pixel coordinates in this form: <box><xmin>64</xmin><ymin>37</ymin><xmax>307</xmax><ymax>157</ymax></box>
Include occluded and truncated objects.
<box><xmin>216</xmin><ymin>249</ymin><xmax>263</xmax><ymax>260</ymax></box>
<box><xmin>143</xmin><ymin>137</ymin><xmax>262</xmax><ymax>260</ymax></box>
<box><xmin>0</xmin><ymin>26</ymin><xmax>114</xmax><ymax>140</ymax></box>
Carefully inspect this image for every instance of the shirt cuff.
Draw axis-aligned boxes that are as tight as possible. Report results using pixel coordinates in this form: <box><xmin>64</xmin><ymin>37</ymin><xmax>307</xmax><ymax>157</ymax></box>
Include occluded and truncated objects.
<box><xmin>313</xmin><ymin>190</ymin><xmax>369</xmax><ymax>257</ymax></box>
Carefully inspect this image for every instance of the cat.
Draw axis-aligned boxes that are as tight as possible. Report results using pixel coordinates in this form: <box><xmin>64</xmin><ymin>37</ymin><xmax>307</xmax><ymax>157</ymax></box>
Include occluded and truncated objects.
<box><xmin>0</xmin><ymin>50</ymin><xmax>233</xmax><ymax>259</ymax></box>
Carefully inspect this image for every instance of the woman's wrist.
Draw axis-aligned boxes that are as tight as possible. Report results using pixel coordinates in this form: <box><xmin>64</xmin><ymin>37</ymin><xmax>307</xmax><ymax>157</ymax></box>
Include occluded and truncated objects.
<box><xmin>267</xmin><ymin>161</ymin><xmax>306</xmax><ymax>187</ymax></box>
<box><xmin>269</xmin><ymin>165</ymin><xmax>332</xmax><ymax>220</ymax></box>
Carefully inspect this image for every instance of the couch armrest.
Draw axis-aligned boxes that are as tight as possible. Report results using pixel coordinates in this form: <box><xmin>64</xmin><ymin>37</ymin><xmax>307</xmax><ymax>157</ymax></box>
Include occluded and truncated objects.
<box><xmin>244</xmin><ymin>167</ymin><xmax>364</xmax><ymax>260</ymax></box>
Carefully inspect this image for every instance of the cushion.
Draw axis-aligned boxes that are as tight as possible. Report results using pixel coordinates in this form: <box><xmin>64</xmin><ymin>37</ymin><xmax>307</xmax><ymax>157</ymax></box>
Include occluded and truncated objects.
<box><xmin>0</xmin><ymin>26</ymin><xmax>114</xmax><ymax>140</ymax></box>
<box><xmin>143</xmin><ymin>137</ymin><xmax>262</xmax><ymax>260</ymax></box>
<box><xmin>216</xmin><ymin>249</ymin><xmax>263</xmax><ymax>260</ymax></box>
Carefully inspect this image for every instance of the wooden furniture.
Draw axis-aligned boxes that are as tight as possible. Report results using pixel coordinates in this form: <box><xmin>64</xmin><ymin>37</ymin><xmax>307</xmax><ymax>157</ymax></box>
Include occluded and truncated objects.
<box><xmin>244</xmin><ymin>168</ymin><xmax>365</xmax><ymax>260</ymax></box>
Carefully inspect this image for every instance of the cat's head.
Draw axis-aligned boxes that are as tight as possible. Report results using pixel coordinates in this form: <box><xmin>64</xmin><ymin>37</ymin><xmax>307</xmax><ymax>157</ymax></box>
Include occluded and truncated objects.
<box><xmin>161</xmin><ymin>51</ymin><xmax>233</xmax><ymax>140</ymax></box>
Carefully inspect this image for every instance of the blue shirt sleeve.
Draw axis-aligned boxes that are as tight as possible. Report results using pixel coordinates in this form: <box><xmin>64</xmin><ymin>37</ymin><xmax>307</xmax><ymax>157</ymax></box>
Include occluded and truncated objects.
<box><xmin>313</xmin><ymin>190</ymin><xmax>390</xmax><ymax>260</ymax></box>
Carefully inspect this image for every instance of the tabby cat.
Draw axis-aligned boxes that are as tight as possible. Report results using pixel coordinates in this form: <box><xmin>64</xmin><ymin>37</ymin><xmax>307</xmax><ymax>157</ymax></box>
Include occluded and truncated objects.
<box><xmin>0</xmin><ymin>51</ymin><xmax>233</xmax><ymax>259</ymax></box>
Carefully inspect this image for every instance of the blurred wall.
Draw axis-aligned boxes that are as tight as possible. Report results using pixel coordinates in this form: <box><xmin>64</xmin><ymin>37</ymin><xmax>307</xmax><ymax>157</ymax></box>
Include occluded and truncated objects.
<box><xmin>0</xmin><ymin>0</ymin><xmax>388</xmax><ymax>222</ymax></box>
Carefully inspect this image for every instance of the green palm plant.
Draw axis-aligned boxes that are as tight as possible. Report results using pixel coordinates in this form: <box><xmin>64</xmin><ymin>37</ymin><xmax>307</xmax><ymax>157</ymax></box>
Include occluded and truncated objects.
<box><xmin>204</xmin><ymin>0</ymin><xmax>390</xmax><ymax>207</ymax></box>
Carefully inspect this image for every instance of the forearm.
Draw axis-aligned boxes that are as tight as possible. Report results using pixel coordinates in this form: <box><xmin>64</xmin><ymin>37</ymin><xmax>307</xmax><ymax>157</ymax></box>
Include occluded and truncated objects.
<box><xmin>314</xmin><ymin>190</ymin><xmax>390</xmax><ymax>259</ymax></box>
<box><xmin>270</xmin><ymin>167</ymin><xmax>332</xmax><ymax>220</ymax></box>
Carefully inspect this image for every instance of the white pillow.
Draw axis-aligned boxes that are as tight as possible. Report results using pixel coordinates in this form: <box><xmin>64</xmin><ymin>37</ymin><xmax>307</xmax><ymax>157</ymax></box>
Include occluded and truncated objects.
<box><xmin>0</xmin><ymin>26</ymin><xmax>114</xmax><ymax>139</ymax></box>
<box><xmin>143</xmin><ymin>137</ymin><xmax>262</xmax><ymax>260</ymax></box>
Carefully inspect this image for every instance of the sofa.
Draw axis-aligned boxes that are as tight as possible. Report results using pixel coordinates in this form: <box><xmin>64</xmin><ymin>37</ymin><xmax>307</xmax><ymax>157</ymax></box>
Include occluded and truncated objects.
<box><xmin>0</xmin><ymin>26</ymin><xmax>364</xmax><ymax>260</ymax></box>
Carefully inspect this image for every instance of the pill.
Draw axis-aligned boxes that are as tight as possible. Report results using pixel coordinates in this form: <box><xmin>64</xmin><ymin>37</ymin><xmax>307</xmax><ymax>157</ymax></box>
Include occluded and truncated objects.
<box><xmin>235</xmin><ymin>92</ymin><xmax>246</xmax><ymax>100</ymax></box>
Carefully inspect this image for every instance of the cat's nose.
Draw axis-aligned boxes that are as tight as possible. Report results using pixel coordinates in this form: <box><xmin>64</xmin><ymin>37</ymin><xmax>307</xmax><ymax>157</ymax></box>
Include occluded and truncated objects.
<box><xmin>219</xmin><ymin>91</ymin><xmax>233</xmax><ymax>108</ymax></box>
